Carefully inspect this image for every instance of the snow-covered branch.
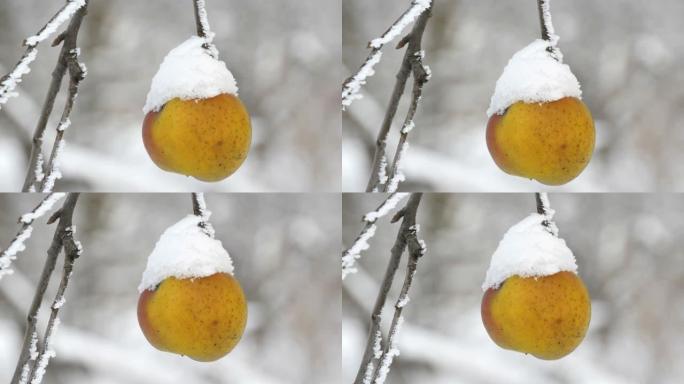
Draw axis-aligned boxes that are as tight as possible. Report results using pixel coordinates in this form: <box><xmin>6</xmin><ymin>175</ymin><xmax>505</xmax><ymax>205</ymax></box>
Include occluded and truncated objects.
<box><xmin>0</xmin><ymin>0</ymin><xmax>86</xmax><ymax>109</ymax></box>
<box><xmin>22</xmin><ymin>1</ymin><xmax>89</xmax><ymax>192</ymax></box>
<box><xmin>0</xmin><ymin>193</ymin><xmax>66</xmax><ymax>281</ymax></box>
<box><xmin>364</xmin><ymin>3</ymin><xmax>434</xmax><ymax>192</ymax></box>
<box><xmin>354</xmin><ymin>193</ymin><xmax>425</xmax><ymax>384</ymax></box>
<box><xmin>191</xmin><ymin>192</ymin><xmax>215</xmax><ymax>238</ymax></box>
<box><xmin>342</xmin><ymin>193</ymin><xmax>410</xmax><ymax>280</ymax></box>
<box><xmin>342</xmin><ymin>0</ymin><xmax>433</xmax><ymax>109</ymax></box>
<box><xmin>11</xmin><ymin>193</ymin><xmax>82</xmax><ymax>384</ymax></box>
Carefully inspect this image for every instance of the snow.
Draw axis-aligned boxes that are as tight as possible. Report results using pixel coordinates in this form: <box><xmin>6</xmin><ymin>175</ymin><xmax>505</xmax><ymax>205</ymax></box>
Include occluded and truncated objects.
<box><xmin>18</xmin><ymin>332</ymin><xmax>39</xmax><ymax>384</ymax></box>
<box><xmin>143</xmin><ymin>36</ymin><xmax>238</xmax><ymax>113</ymax></box>
<box><xmin>486</xmin><ymin>39</ymin><xmax>581</xmax><ymax>117</ymax></box>
<box><xmin>386</xmin><ymin>142</ymin><xmax>409</xmax><ymax>193</ymax></box>
<box><xmin>31</xmin><ymin>318</ymin><xmax>60</xmax><ymax>384</ymax></box>
<box><xmin>482</xmin><ymin>213</ymin><xmax>577</xmax><ymax>290</ymax></box>
<box><xmin>0</xmin><ymin>49</ymin><xmax>38</xmax><ymax>108</ymax></box>
<box><xmin>342</xmin><ymin>224</ymin><xmax>376</xmax><ymax>280</ymax></box>
<box><xmin>194</xmin><ymin>0</ymin><xmax>214</xmax><ymax>42</ymax></box>
<box><xmin>24</xmin><ymin>0</ymin><xmax>86</xmax><ymax>47</ymax></box>
<box><xmin>57</xmin><ymin>119</ymin><xmax>71</xmax><ymax>132</ymax></box>
<box><xmin>401</xmin><ymin>121</ymin><xmax>415</xmax><ymax>134</ymax></box>
<box><xmin>138</xmin><ymin>215</ymin><xmax>234</xmax><ymax>292</ymax></box>
<box><xmin>0</xmin><ymin>227</ymin><xmax>33</xmax><ymax>279</ymax></box>
<box><xmin>343</xmin><ymin>193</ymin><xmax>409</xmax><ymax>280</ymax></box>
<box><xmin>369</xmin><ymin>0</ymin><xmax>432</xmax><ymax>49</ymax></box>
<box><xmin>20</xmin><ymin>193</ymin><xmax>66</xmax><ymax>224</ymax></box>
<box><xmin>53</xmin><ymin>296</ymin><xmax>66</xmax><ymax>309</ymax></box>
<box><xmin>374</xmin><ymin>316</ymin><xmax>404</xmax><ymax>384</ymax></box>
<box><xmin>342</xmin><ymin>50</ymin><xmax>382</xmax><ymax>109</ymax></box>
<box><xmin>397</xmin><ymin>295</ymin><xmax>410</xmax><ymax>308</ymax></box>
<box><xmin>363</xmin><ymin>193</ymin><xmax>409</xmax><ymax>223</ymax></box>
<box><xmin>41</xmin><ymin>139</ymin><xmax>65</xmax><ymax>193</ymax></box>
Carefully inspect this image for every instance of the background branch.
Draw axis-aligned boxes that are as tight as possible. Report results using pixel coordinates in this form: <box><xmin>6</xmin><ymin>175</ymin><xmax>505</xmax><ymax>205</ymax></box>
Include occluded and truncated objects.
<box><xmin>365</xmin><ymin>3</ymin><xmax>434</xmax><ymax>192</ymax></box>
<box><xmin>22</xmin><ymin>1</ymin><xmax>89</xmax><ymax>192</ymax></box>
<box><xmin>353</xmin><ymin>193</ymin><xmax>424</xmax><ymax>384</ymax></box>
<box><xmin>11</xmin><ymin>193</ymin><xmax>81</xmax><ymax>384</ymax></box>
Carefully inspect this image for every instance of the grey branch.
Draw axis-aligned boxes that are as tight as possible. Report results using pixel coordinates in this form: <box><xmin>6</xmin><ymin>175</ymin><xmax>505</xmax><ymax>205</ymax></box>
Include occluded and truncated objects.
<box><xmin>535</xmin><ymin>192</ymin><xmax>558</xmax><ymax>236</ymax></box>
<box><xmin>22</xmin><ymin>1</ymin><xmax>90</xmax><ymax>192</ymax></box>
<box><xmin>192</xmin><ymin>0</ymin><xmax>217</xmax><ymax>56</ymax></box>
<box><xmin>353</xmin><ymin>193</ymin><xmax>425</xmax><ymax>384</ymax></box>
<box><xmin>365</xmin><ymin>4</ymin><xmax>434</xmax><ymax>192</ymax></box>
<box><xmin>11</xmin><ymin>193</ymin><xmax>81</xmax><ymax>384</ymax></box>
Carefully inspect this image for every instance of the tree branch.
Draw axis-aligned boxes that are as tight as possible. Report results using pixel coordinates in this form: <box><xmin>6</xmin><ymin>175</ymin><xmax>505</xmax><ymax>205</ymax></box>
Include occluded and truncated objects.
<box><xmin>365</xmin><ymin>3</ymin><xmax>434</xmax><ymax>192</ymax></box>
<box><xmin>11</xmin><ymin>193</ymin><xmax>81</xmax><ymax>384</ymax></box>
<box><xmin>342</xmin><ymin>193</ymin><xmax>410</xmax><ymax>280</ymax></box>
<box><xmin>0</xmin><ymin>0</ymin><xmax>86</xmax><ymax>108</ymax></box>
<box><xmin>342</xmin><ymin>0</ymin><xmax>433</xmax><ymax>109</ymax></box>
<box><xmin>22</xmin><ymin>0</ymin><xmax>89</xmax><ymax>192</ymax></box>
<box><xmin>0</xmin><ymin>193</ymin><xmax>66</xmax><ymax>281</ymax></box>
<box><xmin>537</xmin><ymin>0</ymin><xmax>561</xmax><ymax>59</ymax></box>
<box><xmin>353</xmin><ymin>193</ymin><xmax>424</xmax><ymax>384</ymax></box>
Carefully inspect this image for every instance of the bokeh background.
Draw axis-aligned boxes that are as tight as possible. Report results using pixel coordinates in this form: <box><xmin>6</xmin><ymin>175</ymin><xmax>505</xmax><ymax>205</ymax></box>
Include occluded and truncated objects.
<box><xmin>0</xmin><ymin>193</ymin><xmax>340</xmax><ymax>384</ymax></box>
<box><xmin>343</xmin><ymin>193</ymin><xmax>684</xmax><ymax>383</ymax></box>
<box><xmin>343</xmin><ymin>0</ymin><xmax>684</xmax><ymax>191</ymax></box>
<box><xmin>0</xmin><ymin>0</ymin><xmax>340</xmax><ymax>192</ymax></box>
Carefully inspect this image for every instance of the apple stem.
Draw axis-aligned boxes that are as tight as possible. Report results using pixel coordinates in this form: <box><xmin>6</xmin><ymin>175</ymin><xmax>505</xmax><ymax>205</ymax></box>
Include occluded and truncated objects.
<box><xmin>191</xmin><ymin>192</ymin><xmax>215</xmax><ymax>238</ymax></box>
<box><xmin>537</xmin><ymin>0</ymin><xmax>562</xmax><ymax>61</ymax></box>
<box><xmin>536</xmin><ymin>192</ymin><xmax>559</xmax><ymax>236</ymax></box>
<box><xmin>192</xmin><ymin>0</ymin><xmax>216</xmax><ymax>56</ymax></box>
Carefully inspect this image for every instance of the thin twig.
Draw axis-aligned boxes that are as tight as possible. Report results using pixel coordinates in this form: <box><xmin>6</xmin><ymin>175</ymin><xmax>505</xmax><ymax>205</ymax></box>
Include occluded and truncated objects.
<box><xmin>11</xmin><ymin>193</ymin><xmax>81</xmax><ymax>384</ymax></box>
<box><xmin>0</xmin><ymin>0</ymin><xmax>86</xmax><ymax>108</ymax></box>
<box><xmin>342</xmin><ymin>193</ymin><xmax>410</xmax><ymax>280</ymax></box>
<box><xmin>0</xmin><ymin>193</ymin><xmax>66</xmax><ymax>281</ymax></box>
<box><xmin>22</xmin><ymin>1</ymin><xmax>89</xmax><ymax>192</ymax></box>
<box><xmin>353</xmin><ymin>193</ymin><xmax>424</xmax><ymax>384</ymax></box>
<box><xmin>191</xmin><ymin>192</ymin><xmax>215</xmax><ymax>238</ymax></box>
<box><xmin>365</xmin><ymin>4</ymin><xmax>434</xmax><ymax>192</ymax></box>
<box><xmin>342</xmin><ymin>0</ymin><xmax>433</xmax><ymax>109</ymax></box>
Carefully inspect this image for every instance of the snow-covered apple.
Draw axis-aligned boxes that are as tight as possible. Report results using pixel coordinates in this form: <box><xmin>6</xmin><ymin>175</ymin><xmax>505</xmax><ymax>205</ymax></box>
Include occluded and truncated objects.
<box><xmin>142</xmin><ymin>36</ymin><xmax>251</xmax><ymax>182</ymax></box>
<box><xmin>487</xmin><ymin>40</ymin><xmax>595</xmax><ymax>185</ymax></box>
<box><xmin>137</xmin><ymin>215</ymin><xmax>247</xmax><ymax>361</ymax></box>
<box><xmin>481</xmin><ymin>207</ymin><xmax>591</xmax><ymax>360</ymax></box>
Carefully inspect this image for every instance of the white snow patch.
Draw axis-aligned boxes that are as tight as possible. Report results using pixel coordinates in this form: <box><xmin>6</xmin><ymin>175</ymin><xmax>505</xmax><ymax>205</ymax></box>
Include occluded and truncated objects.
<box><xmin>369</xmin><ymin>0</ymin><xmax>432</xmax><ymax>49</ymax></box>
<box><xmin>342</xmin><ymin>224</ymin><xmax>376</xmax><ymax>280</ymax></box>
<box><xmin>401</xmin><ymin>121</ymin><xmax>415</xmax><ymax>134</ymax></box>
<box><xmin>397</xmin><ymin>295</ymin><xmax>410</xmax><ymax>308</ymax></box>
<box><xmin>363</xmin><ymin>193</ymin><xmax>409</xmax><ymax>223</ymax></box>
<box><xmin>25</xmin><ymin>0</ymin><xmax>86</xmax><ymax>47</ymax></box>
<box><xmin>386</xmin><ymin>142</ymin><xmax>409</xmax><ymax>193</ymax></box>
<box><xmin>143</xmin><ymin>36</ymin><xmax>238</xmax><ymax>113</ymax></box>
<box><xmin>342</xmin><ymin>50</ymin><xmax>382</xmax><ymax>109</ymax></box>
<box><xmin>482</xmin><ymin>213</ymin><xmax>577</xmax><ymax>290</ymax></box>
<box><xmin>138</xmin><ymin>215</ymin><xmax>234</xmax><ymax>292</ymax></box>
<box><xmin>52</xmin><ymin>296</ymin><xmax>66</xmax><ymax>309</ymax></box>
<box><xmin>487</xmin><ymin>39</ymin><xmax>581</xmax><ymax>117</ymax></box>
<box><xmin>31</xmin><ymin>318</ymin><xmax>60</xmax><ymax>384</ymax></box>
<box><xmin>0</xmin><ymin>49</ymin><xmax>38</xmax><ymax>108</ymax></box>
<box><xmin>20</xmin><ymin>193</ymin><xmax>66</xmax><ymax>224</ymax></box>
<box><xmin>42</xmin><ymin>140</ymin><xmax>65</xmax><ymax>193</ymax></box>
<box><xmin>374</xmin><ymin>316</ymin><xmax>404</xmax><ymax>384</ymax></box>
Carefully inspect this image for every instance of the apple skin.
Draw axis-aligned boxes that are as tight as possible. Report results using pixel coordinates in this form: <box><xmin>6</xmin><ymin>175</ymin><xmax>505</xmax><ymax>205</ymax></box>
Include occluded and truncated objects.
<box><xmin>486</xmin><ymin>97</ymin><xmax>595</xmax><ymax>185</ymax></box>
<box><xmin>137</xmin><ymin>272</ymin><xmax>248</xmax><ymax>362</ymax></box>
<box><xmin>142</xmin><ymin>93</ymin><xmax>251</xmax><ymax>182</ymax></box>
<box><xmin>481</xmin><ymin>271</ymin><xmax>591</xmax><ymax>360</ymax></box>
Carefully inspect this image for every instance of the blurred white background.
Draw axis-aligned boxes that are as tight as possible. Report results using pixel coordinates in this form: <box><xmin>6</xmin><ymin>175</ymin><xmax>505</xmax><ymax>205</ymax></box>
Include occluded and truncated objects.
<box><xmin>0</xmin><ymin>0</ymin><xmax>341</xmax><ymax>192</ymax></box>
<box><xmin>343</xmin><ymin>193</ymin><xmax>684</xmax><ymax>383</ymax></box>
<box><xmin>343</xmin><ymin>0</ymin><xmax>684</xmax><ymax>191</ymax></box>
<box><xmin>0</xmin><ymin>193</ymin><xmax>340</xmax><ymax>384</ymax></box>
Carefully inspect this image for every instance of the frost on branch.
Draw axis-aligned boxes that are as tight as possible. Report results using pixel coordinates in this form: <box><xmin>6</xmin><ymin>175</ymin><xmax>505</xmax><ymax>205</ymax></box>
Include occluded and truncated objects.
<box><xmin>0</xmin><ymin>0</ymin><xmax>86</xmax><ymax>109</ymax></box>
<box><xmin>0</xmin><ymin>193</ymin><xmax>66</xmax><ymax>280</ymax></box>
<box><xmin>342</xmin><ymin>0</ymin><xmax>433</xmax><ymax>109</ymax></box>
<box><xmin>342</xmin><ymin>193</ymin><xmax>410</xmax><ymax>279</ymax></box>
